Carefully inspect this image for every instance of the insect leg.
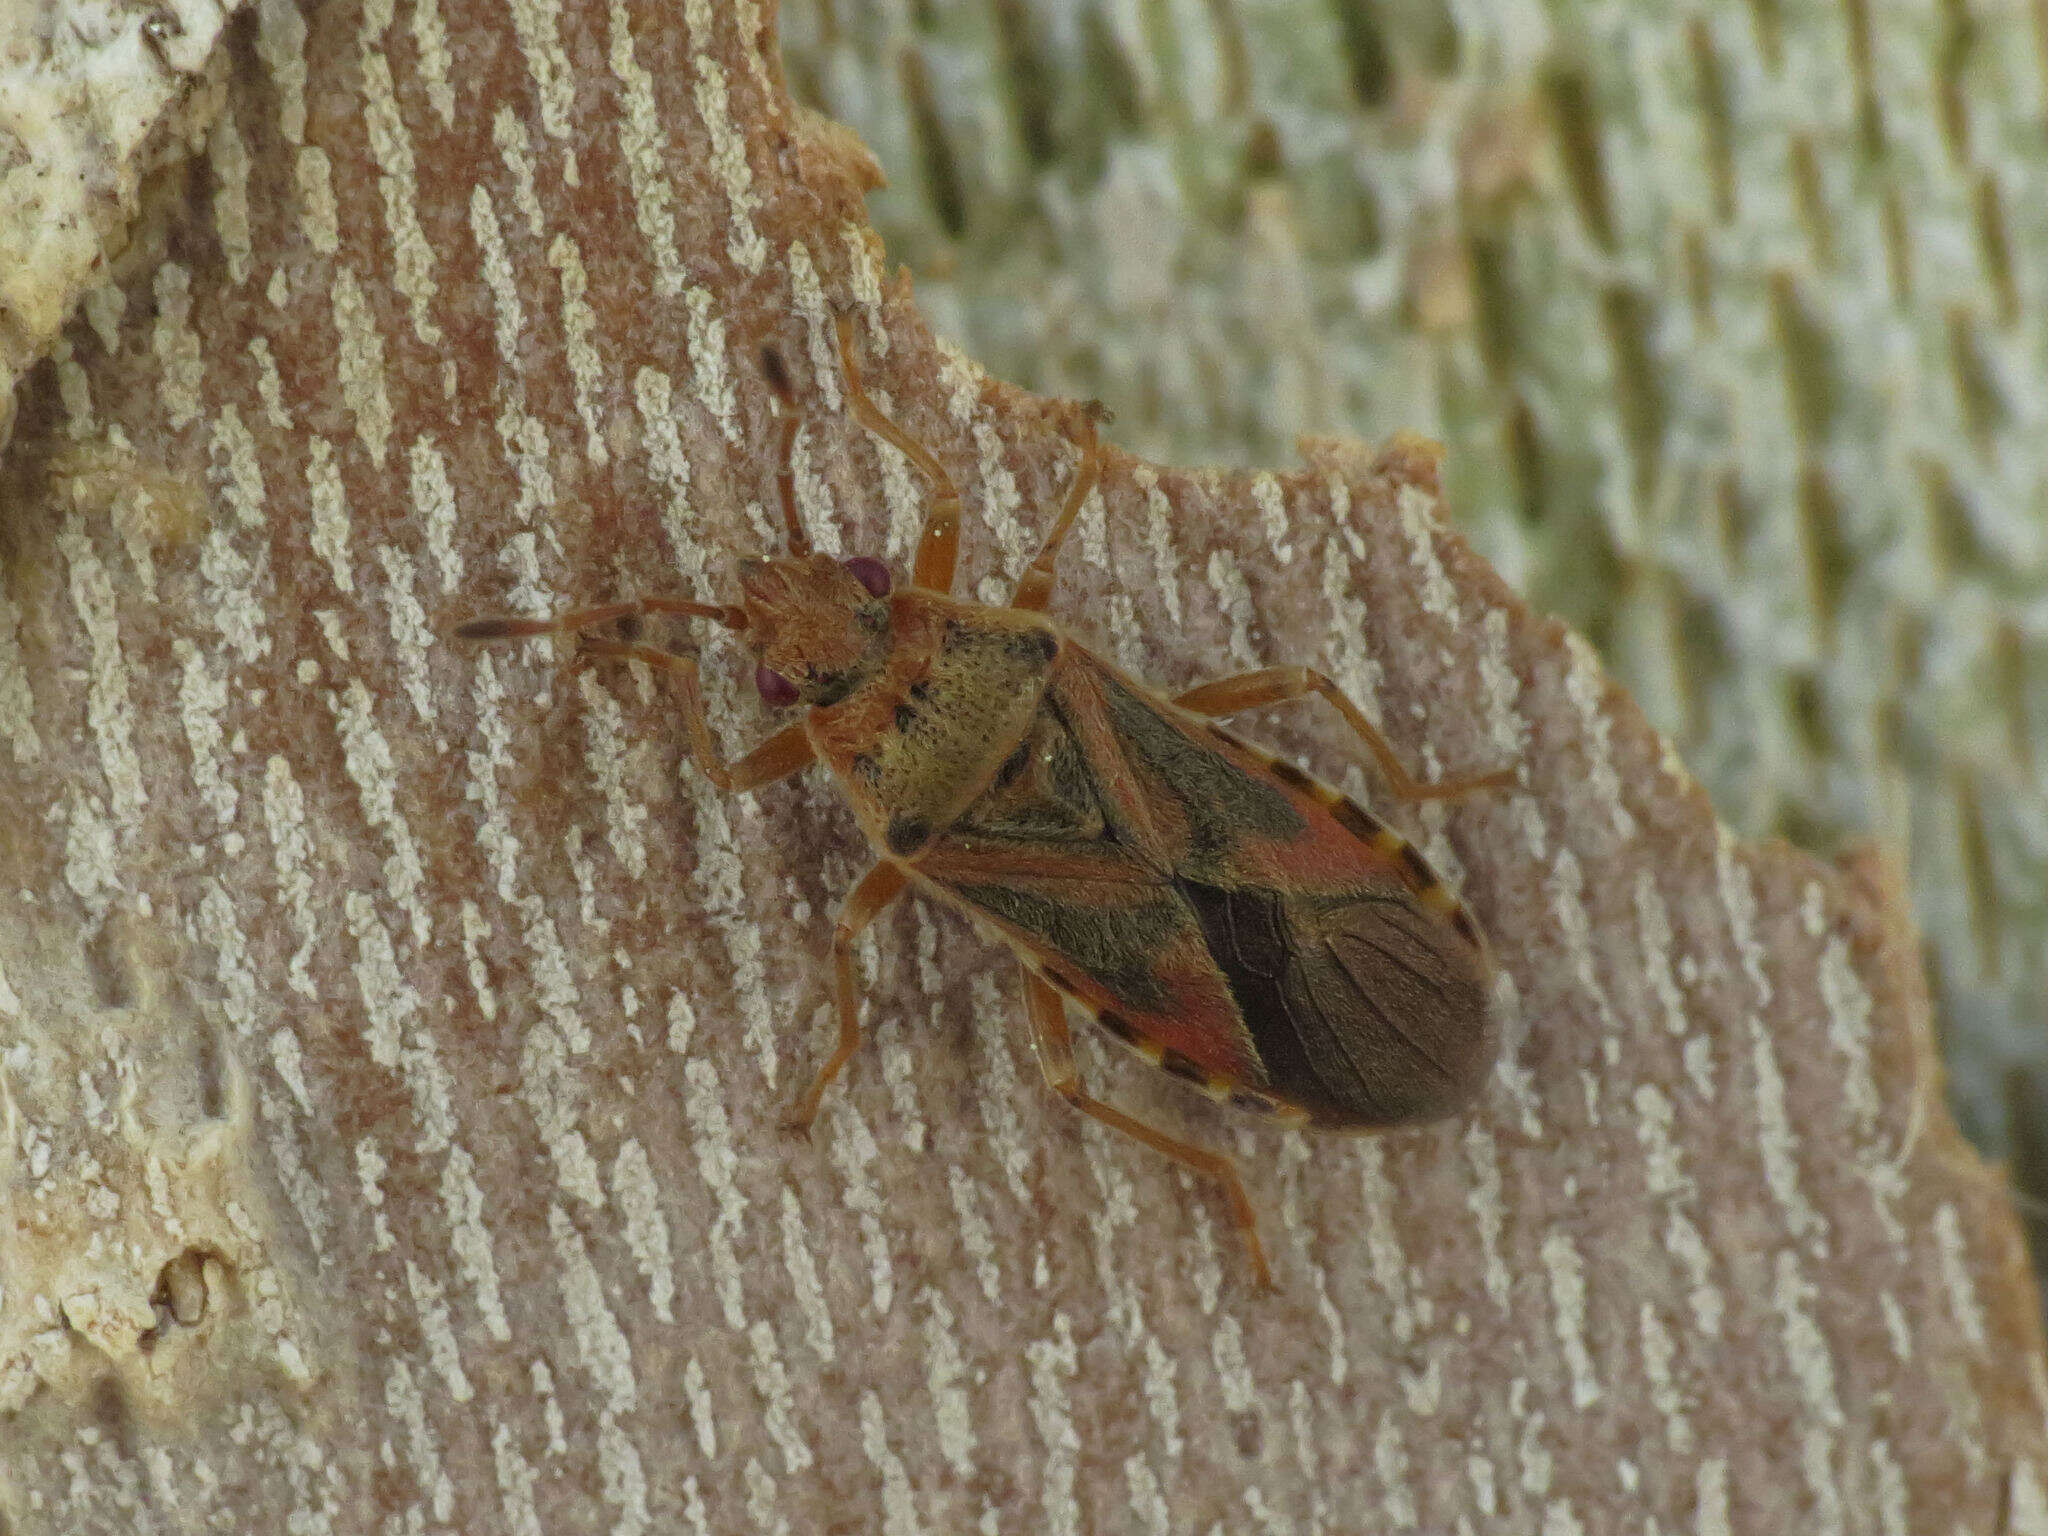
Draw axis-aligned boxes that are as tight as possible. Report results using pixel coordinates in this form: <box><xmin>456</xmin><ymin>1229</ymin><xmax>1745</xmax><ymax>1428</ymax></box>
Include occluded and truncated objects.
<box><xmin>784</xmin><ymin>861</ymin><xmax>912</xmax><ymax>1134</ymax></box>
<box><xmin>1020</xmin><ymin>967</ymin><xmax>1274</xmax><ymax>1290</ymax></box>
<box><xmin>574</xmin><ymin>638</ymin><xmax>816</xmax><ymax>793</ymax></box>
<box><xmin>1009</xmin><ymin>408</ymin><xmax>1104</xmax><ymax>614</ymax></box>
<box><xmin>833</xmin><ymin>314</ymin><xmax>964</xmax><ymax>594</ymax></box>
<box><xmin>1173</xmin><ymin>666</ymin><xmax>1517</xmax><ymax>802</ymax></box>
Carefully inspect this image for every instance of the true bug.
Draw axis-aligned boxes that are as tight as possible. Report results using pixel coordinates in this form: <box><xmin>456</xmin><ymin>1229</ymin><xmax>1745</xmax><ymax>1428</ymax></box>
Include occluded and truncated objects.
<box><xmin>457</xmin><ymin>317</ymin><xmax>1514</xmax><ymax>1287</ymax></box>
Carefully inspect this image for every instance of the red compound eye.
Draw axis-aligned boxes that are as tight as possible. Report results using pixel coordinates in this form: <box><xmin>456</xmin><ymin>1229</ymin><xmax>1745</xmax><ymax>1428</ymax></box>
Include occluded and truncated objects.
<box><xmin>755</xmin><ymin>665</ymin><xmax>800</xmax><ymax>707</ymax></box>
<box><xmin>843</xmin><ymin>557</ymin><xmax>891</xmax><ymax>597</ymax></box>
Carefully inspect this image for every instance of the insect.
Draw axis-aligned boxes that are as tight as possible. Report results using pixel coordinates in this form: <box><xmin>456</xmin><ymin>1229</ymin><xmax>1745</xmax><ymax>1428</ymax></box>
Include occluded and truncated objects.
<box><xmin>457</xmin><ymin>316</ymin><xmax>1515</xmax><ymax>1288</ymax></box>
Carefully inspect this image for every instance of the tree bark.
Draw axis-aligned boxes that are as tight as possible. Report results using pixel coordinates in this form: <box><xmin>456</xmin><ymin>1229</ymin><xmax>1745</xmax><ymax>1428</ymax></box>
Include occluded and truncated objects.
<box><xmin>1</xmin><ymin>1</ymin><xmax>2043</xmax><ymax>1532</ymax></box>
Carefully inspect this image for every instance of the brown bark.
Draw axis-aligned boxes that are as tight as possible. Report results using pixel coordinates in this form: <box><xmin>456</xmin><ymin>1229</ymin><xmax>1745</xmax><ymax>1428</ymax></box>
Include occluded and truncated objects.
<box><xmin>1</xmin><ymin>2</ymin><xmax>2043</xmax><ymax>1532</ymax></box>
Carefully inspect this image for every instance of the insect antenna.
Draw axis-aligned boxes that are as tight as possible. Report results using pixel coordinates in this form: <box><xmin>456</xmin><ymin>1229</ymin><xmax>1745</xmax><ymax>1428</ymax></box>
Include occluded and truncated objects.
<box><xmin>760</xmin><ymin>344</ymin><xmax>813</xmax><ymax>557</ymax></box>
<box><xmin>453</xmin><ymin>597</ymin><xmax>746</xmax><ymax>643</ymax></box>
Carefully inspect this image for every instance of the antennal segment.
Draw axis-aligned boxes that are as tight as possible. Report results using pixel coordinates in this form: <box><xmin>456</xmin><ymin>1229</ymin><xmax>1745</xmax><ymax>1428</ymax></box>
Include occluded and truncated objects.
<box><xmin>454</xmin><ymin>597</ymin><xmax>746</xmax><ymax>642</ymax></box>
<box><xmin>760</xmin><ymin>345</ymin><xmax>814</xmax><ymax>557</ymax></box>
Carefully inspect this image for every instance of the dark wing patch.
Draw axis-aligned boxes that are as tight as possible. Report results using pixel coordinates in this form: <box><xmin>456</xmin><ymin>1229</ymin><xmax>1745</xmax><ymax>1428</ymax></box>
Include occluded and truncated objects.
<box><xmin>1177</xmin><ymin>877</ymin><xmax>1493</xmax><ymax>1128</ymax></box>
<box><xmin>951</xmin><ymin>881</ymin><xmax>1182</xmax><ymax>1010</ymax></box>
<box><xmin>1097</xmin><ymin>675</ymin><xmax>1304</xmax><ymax>867</ymax></box>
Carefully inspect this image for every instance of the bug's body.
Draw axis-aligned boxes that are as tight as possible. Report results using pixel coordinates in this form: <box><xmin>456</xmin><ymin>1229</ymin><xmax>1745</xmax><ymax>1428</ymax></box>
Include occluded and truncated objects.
<box><xmin>459</xmin><ymin>316</ymin><xmax>1512</xmax><ymax>1288</ymax></box>
<box><xmin>807</xmin><ymin>595</ymin><xmax>1494</xmax><ymax>1130</ymax></box>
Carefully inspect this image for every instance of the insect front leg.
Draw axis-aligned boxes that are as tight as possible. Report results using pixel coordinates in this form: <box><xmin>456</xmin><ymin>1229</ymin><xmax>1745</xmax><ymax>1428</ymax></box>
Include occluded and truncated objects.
<box><xmin>1008</xmin><ymin>407</ymin><xmax>1105</xmax><ymax>614</ymax></box>
<box><xmin>572</xmin><ymin>639</ymin><xmax>815</xmax><ymax>794</ymax></box>
<box><xmin>1019</xmin><ymin>967</ymin><xmax>1275</xmax><ymax>1291</ymax></box>
<box><xmin>1173</xmin><ymin>666</ymin><xmax>1517</xmax><ymax>802</ymax></box>
<box><xmin>834</xmin><ymin>315</ymin><xmax>964</xmax><ymax>594</ymax></box>
<box><xmin>783</xmin><ymin>861</ymin><xmax>911</xmax><ymax>1134</ymax></box>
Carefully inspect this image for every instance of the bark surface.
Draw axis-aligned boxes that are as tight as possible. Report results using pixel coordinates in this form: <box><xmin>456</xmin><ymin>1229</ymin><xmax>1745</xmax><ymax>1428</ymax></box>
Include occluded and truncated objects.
<box><xmin>1</xmin><ymin>2</ymin><xmax>2043</xmax><ymax>1532</ymax></box>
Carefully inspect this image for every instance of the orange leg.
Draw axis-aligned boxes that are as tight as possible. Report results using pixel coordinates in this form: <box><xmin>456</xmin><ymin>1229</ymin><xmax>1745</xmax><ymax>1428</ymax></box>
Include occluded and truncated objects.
<box><xmin>1173</xmin><ymin>666</ymin><xmax>1517</xmax><ymax>803</ymax></box>
<box><xmin>784</xmin><ymin>861</ymin><xmax>911</xmax><ymax>1133</ymax></box>
<box><xmin>1009</xmin><ymin>408</ymin><xmax>1105</xmax><ymax>614</ymax></box>
<box><xmin>572</xmin><ymin>638</ymin><xmax>814</xmax><ymax>794</ymax></box>
<box><xmin>834</xmin><ymin>314</ymin><xmax>963</xmax><ymax>594</ymax></box>
<box><xmin>1020</xmin><ymin>967</ymin><xmax>1274</xmax><ymax>1291</ymax></box>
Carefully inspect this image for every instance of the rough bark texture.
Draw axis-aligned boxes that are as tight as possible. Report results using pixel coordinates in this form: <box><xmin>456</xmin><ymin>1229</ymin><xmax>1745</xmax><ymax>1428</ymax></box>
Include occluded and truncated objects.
<box><xmin>0</xmin><ymin>0</ymin><xmax>249</xmax><ymax>449</ymax></box>
<box><xmin>1</xmin><ymin>1</ymin><xmax>2044</xmax><ymax>1533</ymax></box>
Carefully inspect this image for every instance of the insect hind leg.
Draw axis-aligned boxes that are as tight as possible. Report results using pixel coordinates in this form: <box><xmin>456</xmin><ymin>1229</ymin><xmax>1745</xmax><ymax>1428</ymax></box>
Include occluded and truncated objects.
<box><xmin>1173</xmin><ymin>666</ymin><xmax>1516</xmax><ymax>803</ymax></box>
<box><xmin>1020</xmin><ymin>967</ymin><xmax>1274</xmax><ymax>1291</ymax></box>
